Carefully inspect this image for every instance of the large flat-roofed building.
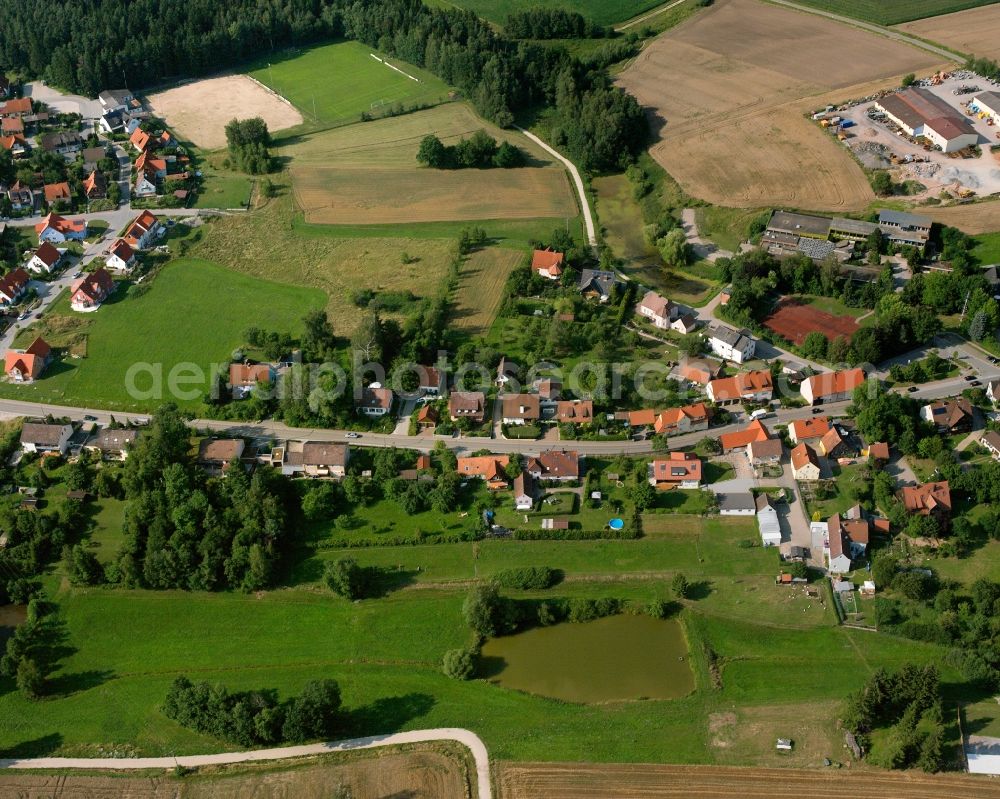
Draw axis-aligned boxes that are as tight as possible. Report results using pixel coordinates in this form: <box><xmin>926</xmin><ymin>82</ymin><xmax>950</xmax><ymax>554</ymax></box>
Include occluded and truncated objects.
<box><xmin>766</xmin><ymin>211</ymin><xmax>831</xmax><ymax>240</ymax></box>
<box><xmin>971</xmin><ymin>91</ymin><xmax>1000</xmax><ymax>124</ymax></box>
<box><xmin>828</xmin><ymin>216</ymin><xmax>878</xmax><ymax>242</ymax></box>
<box><xmin>877</xmin><ymin>209</ymin><xmax>932</xmax><ymax>249</ymax></box>
<box><xmin>875</xmin><ymin>88</ymin><xmax>978</xmax><ymax>153</ymax></box>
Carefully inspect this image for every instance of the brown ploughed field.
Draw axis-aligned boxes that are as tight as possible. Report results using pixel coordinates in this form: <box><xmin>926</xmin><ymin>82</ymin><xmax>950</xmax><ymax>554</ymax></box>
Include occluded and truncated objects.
<box><xmin>616</xmin><ymin>0</ymin><xmax>942</xmax><ymax>211</ymax></box>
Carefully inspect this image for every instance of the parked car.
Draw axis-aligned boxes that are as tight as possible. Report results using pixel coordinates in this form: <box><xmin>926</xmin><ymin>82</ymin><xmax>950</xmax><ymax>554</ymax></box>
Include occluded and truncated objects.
<box><xmin>907</xmin><ymin>386</ymin><xmax>919</xmax><ymax>393</ymax></box>
<box><xmin>346</xmin><ymin>432</ymin><xmax>360</xmax><ymax>439</ymax></box>
<box><xmin>965</xmin><ymin>375</ymin><xmax>977</xmax><ymax>382</ymax></box>
<box><xmin>971</xmin><ymin>380</ymin><xmax>982</xmax><ymax>387</ymax></box>
<box><xmin>811</xmin><ymin>407</ymin><xmax>823</xmax><ymax>414</ymax></box>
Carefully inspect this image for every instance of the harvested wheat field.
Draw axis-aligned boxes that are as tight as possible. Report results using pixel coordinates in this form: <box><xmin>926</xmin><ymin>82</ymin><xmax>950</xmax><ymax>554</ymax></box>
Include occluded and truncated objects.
<box><xmin>453</xmin><ymin>247</ymin><xmax>525</xmax><ymax>334</ymax></box>
<box><xmin>0</xmin><ymin>748</ymin><xmax>469</xmax><ymax>799</ymax></box>
<box><xmin>897</xmin><ymin>5</ymin><xmax>1000</xmax><ymax>60</ymax></box>
<box><xmin>616</xmin><ymin>0</ymin><xmax>941</xmax><ymax>211</ymax></box>
<box><xmin>283</xmin><ymin>103</ymin><xmax>576</xmax><ymax>225</ymax></box>
<box><xmin>294</xmin><ymin>167</ymin><xmax>572</xmax><ymax>224</ymax></box>
<box><xmin>925</xmin><ymin>201</ymin><xmax>1000</xmax><ymax>234</ymax></box>
<box><xmin>147</xmin><ymin>75</ymin><xmax>303</xmax><ymax>149</ymax></box>
<box><xmin>498</xmin><ymin>762</ymin><xmax>1000</xmax><ymax>799</ymax></box>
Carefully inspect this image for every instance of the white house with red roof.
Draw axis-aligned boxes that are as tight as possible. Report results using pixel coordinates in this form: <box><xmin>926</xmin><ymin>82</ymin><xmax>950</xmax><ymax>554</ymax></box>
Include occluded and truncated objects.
<box><xmin>35</xmin><ymin>212</ymin><xmax>86</xmax><ymax>244</ymax></box>
<box><xmin>105</xmin><ymin>239</ymin><xmax>137</xmax><ymax>273</ymax></box>
<box><xmin>0</xmin><ymin>268</ymin><xmax>29</xmax><ymax>305</ymax></box>
<box><xmin>70</xmin><ymin>268</ymin><xmax>116</xmax><ymax>312</ymax></box>
<box><xmin>27</xmin><ymin>242</ymin><xmax>62</xmax><ymax>274</ymax></box>
<box><xmin>5</xmin><ymin>337</ymin><xmax>51</xmax><ymax>383</ymax></box>
<box><xmin>123</xmin><ymin>210</ymin><xmax>163</xmax><ymax>249</ymax></box>
<box><xmin>531</xmin><ymin>249</ymin><xmax>564</xmax><ymax>280</ymax></box>
<box><xmin>636</xmin><ymin>290</ymin><xmax>677</xmax><ymax>329</ymax></box>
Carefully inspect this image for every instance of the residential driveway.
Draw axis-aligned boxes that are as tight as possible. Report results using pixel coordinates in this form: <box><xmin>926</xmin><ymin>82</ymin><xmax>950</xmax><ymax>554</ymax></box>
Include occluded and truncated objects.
<box><xmin>24</xmin><ymin>81</ymin><xmax>103</xmax><ymax>119</ymax></box>
<box><xmin>774</xmin><ymin>460</ymin><xmax>821</xmax><ymax>567</ymax></box>
<box><xmin>710</xmin><ymin>476</ymin><xmax>756</xmax><ymax>493</ymax></box>
<box><xmin>887</xmin><ymin>454</ymin><xmax>918</xmax><ymax>488</ymax></box>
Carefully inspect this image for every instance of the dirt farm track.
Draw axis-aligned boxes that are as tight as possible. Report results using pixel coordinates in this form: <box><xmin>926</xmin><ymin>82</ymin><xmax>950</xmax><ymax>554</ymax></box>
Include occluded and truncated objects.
<box><xmin>498</xmin><ymin>762</ymin><xmax>1000</xmax><ymax>798</ymax></box>
<box><xmin>616</xmin><ymin>0</ymin><xmax>942</xmax><ymax>211</ymax></box>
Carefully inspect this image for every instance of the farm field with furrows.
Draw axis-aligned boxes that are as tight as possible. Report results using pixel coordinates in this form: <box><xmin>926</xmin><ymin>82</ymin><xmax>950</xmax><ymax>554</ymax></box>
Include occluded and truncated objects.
<box><xmin>615</xmin><ymin>0</ymin><xmax>942</xmax><ymax>210</ymax></box>
<box><xmin>498</xmin><ymin>762</ymin><xmax>1000</xmax><ymax>798</ymax></box>
<box><xmin>897</xmin><ymin>4</ymin><xmax>1000</xmax><ymax>59</ymax></box>
<box><xmin>0</xmin><ymin>747</ymin><xmax>471</xmax><ymax>799</ymax></box>
<box><xmin>925</xmin><ymin>201</ymin><xmax>1000</xmax><ymax>234</ymax></box>
<box><xmin>793</xmin><ymin>0</ymin><xmax>1000</xmax><ymax>26</ymax></box>
<box><xmin>451</xmin><ymin>247</ymin><xmax>526</xmax><ymax>334</ymax></box>
<box><xmin>282</xmin><ymin>103</ymin><xmax>577</xmax><ymax>225</ymax></box>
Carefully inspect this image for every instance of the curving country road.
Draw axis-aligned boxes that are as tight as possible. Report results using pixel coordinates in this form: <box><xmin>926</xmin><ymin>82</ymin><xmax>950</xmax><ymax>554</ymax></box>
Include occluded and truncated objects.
<box><xmin>515</xmin><ymin>126</ymin><xmax>598</xmax><ymax>250</ymax></box>
<box><xmin>0</xmin><ymin>727</ymin><xmax>494</xmax><ymax>799</ymax></box>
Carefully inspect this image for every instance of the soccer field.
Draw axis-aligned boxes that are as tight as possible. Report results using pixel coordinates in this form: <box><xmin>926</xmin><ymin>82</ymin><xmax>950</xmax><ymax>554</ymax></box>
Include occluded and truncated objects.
<box><xmin>247</xmin><ymin>41</ymin><xmax>451</xmax><ymax>126</ymax></box>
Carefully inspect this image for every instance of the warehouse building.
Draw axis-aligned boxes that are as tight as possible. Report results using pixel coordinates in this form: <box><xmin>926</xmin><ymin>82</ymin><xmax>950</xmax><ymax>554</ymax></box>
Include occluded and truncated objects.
<box><xmin>970</xmin><ymin>91</ymin><xmax>1000</xmax><ymax>124</ymax></box>
<box><xmin>875</xmin><ymin>87</ymin><xmax>978</xmax><ymax>153</ymax></box>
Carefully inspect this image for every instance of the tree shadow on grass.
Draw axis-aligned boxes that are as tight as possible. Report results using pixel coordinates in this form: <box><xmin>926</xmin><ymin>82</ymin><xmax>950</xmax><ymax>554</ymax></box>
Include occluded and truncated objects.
<box><xmin>365</xmin><ymin>568</ymin><xmax>420</xmax><ymax>598</ymax></box>
<box><xmin>45</xmin><ymin>668</ymin><xmax>116</xmax><ymax>698</ymax></box>
<box><xmin>341</xmin><ymin>692</ymin><xmax>435</xmax><ymax>738</ymax></box>
<box><xmin>0</xmin><ymin>732</ymin><xmax>64</xmax><ymax>760</ymax></box>
<box><xmin>686</xmin><ymin>580</ymin><xmax>713</xmax><ymax>601</ymax></box>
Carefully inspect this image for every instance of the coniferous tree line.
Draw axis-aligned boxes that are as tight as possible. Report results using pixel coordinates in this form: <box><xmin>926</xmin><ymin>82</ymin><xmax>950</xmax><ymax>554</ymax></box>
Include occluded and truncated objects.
<box><xmin>0</xmin><ymin>0</ymin><xmax>648</xmax><ymax>172</ymax></box>
<box><xmin>503</xmin><ymin>9</ymin><xmax>609</xmax><ymax>39</ymax></box>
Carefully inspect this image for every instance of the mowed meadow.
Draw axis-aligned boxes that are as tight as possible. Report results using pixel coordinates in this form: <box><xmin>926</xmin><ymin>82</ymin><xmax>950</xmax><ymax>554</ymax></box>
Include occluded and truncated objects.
<box><xmin>0</xmin><ymin>259</ymin><xmax>324</xmax><ymax>411</ymax></box>
<box><xmin>248</xmin><ymin>40</ymin><xmax>451</xmax><ymax>126</ymax></box>
<box><xmin>282</xmin><ymin>103</ymin><xmax>577</xmax><ymax>225</ymax></box>
<box><xmin>0</xmin><ymin>517</ymin><xmax>968</xmax><ymax>765</ymax></box>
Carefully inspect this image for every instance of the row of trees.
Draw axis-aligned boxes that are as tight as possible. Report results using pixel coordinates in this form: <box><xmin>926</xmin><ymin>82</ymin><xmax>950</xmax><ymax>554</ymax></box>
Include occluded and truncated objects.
<box><xmin>416</xmin><ymin>131</ymin><xmax>524</xmax><ymax>169</ymax></box>
<box><xmin>163</xmin><ymin>674</ymin><xmax>342</xmax><ymax>746</ymax></box>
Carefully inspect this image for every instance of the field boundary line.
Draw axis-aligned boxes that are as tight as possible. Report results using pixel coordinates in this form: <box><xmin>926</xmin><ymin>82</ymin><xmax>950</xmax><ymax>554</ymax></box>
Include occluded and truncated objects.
<box><xmin>243</xmin><ymin>74</ymin><xmax>307</xmax><ymax>121</ymax></box>
<box><xmin>616</xmin><ymin>0</ymin><xmax>687</xmax><ymax>31</ymax></box>
<box><xmin>514</xmin><ymin>126</ymin><xmax>597</xmax><ymax>250</ymax></box>
<box><xmin>763</xmin><ymin>0</ymin><xmax>965</xmax><ymax>61</ymax></box>
<box><xmin>0</xmin><ymin>728</ymin><xmax>493</xmax><ymax>799</ymax></box>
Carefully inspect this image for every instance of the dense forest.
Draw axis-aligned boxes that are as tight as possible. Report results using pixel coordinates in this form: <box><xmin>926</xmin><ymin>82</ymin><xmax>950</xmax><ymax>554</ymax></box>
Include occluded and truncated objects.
<box><xmin>116</xmin><ymin>405</ymin><xmax>300</xmax><ymax>591</ymax></box>
<box><xmin>0</xmin><ymin>0</ymin><xmax>648</xmax><ymax>172</ymax></box>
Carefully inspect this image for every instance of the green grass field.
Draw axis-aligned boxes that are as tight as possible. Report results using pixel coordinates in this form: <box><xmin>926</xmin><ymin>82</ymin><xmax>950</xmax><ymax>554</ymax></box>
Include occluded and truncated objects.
<box><xmin>792</xmin><ymin>0</ymin><xmax>997</xmax><ymax>25</ymax></box>
<box><xmin>425</xmin><ymin>0</ymin><xmax>662</xmax><ymax>26</ymax></box>
<box><xmin>973</xmin><ymin>231</ymin><xmax>1000</xmax><ymax>265</ymax></box>
<box><xmin>247</xmin><ymin>41</ymin><xmax>451</xmax><ymax>127</ymax></box>
<box><xmin>0</xmin><ymin>259</ymin><xmax>325</xmax><ymax>412</ymax></box>
<box><xmin>0</xmin><ymin>509</ymin><xmax>967</xmax><ymax>763</ymax></box>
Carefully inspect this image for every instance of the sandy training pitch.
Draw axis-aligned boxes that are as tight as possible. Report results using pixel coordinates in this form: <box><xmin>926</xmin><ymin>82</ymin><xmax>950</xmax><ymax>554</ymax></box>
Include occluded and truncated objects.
<box><xmin>147</xmin><ymin>75</ymin><xmax>303</xmax><ymax>149</ymax></box>
<box><xmin>764</xmin><ymin>298</ymin><xmax>859</xmax><ymax>345</ymax></box>
<box><xmin>283</xmin><ymin>103</ymin><xmax>576</xmax><ymax>225</ymax></box>
<box><xmin>898</xmin><ymin>5</ymin><xmax>1000</xmax><ymax>61</ymax></box>
<box><xmin>616</xmin><ymin>0</ymin><xmax>940</xmax><ymax>211</ymax></box>
<box><xmin>498</xmin><ymin>762</ymin><xmax>1000</xmax><ymax>798</ymax></box>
